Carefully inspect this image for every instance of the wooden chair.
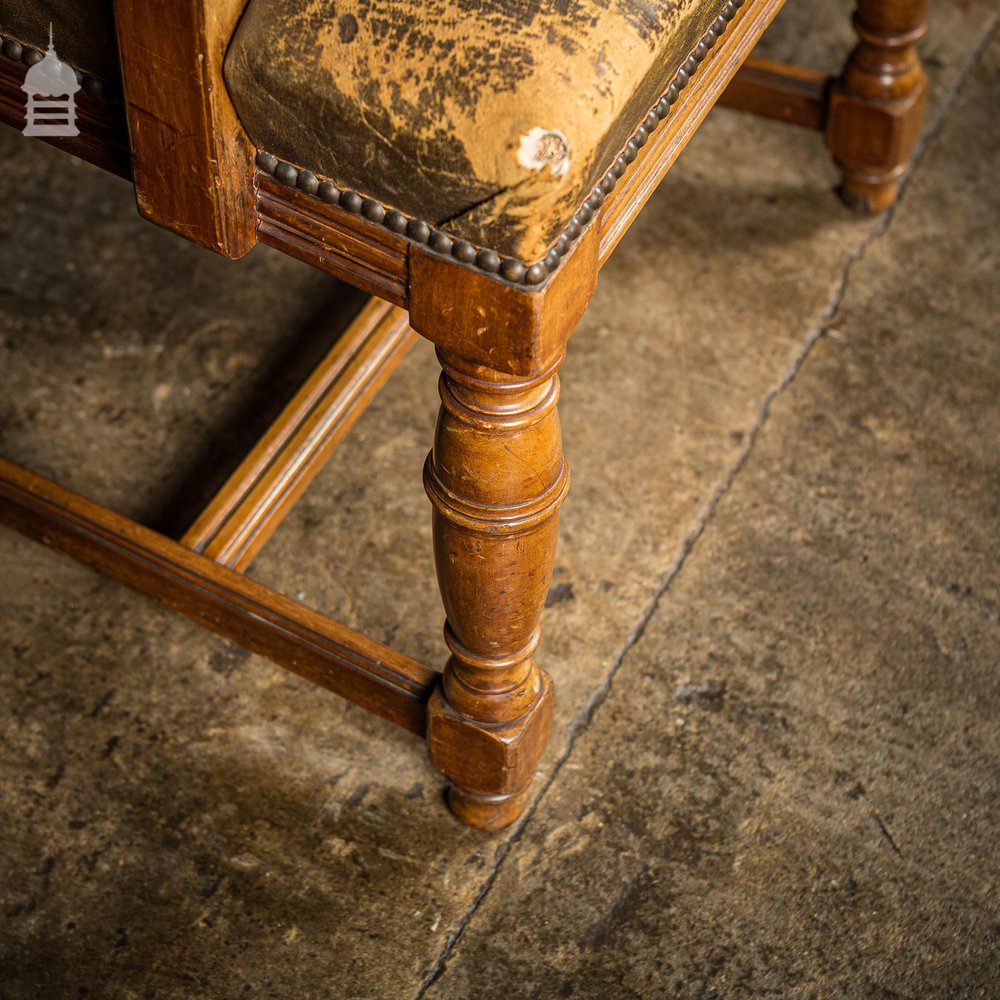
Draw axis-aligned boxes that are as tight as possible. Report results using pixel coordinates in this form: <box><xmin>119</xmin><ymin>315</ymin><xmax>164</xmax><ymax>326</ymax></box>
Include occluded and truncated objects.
<box><xmin>0</xmin><ymin>0</ymin><xmax>929</xmax><ymax>829</ymax></box>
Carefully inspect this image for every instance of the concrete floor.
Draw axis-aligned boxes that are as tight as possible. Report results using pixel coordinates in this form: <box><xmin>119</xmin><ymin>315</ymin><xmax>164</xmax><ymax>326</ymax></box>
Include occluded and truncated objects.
<box><xmin>1</xmin><ymin>2</ymin><xmax>998</xmax><ymax>997</ymax></box>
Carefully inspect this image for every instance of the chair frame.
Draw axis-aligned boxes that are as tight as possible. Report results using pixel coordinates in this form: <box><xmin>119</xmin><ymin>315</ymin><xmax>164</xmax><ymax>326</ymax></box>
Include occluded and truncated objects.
<box><xmin>0</xmin><ymin>0</ymin><xmax>929</xmax><ymax>828</ymax></box>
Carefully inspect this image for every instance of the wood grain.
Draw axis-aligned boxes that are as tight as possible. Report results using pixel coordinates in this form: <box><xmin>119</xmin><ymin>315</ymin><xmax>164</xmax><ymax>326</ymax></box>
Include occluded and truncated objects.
<box><xmin>114</xmin><ymin>0</ymin><xmax>256</xmax><ymax>257</ymax></box>
<box><xmin>424</xmin><ymin>352</ymin><xmax>567</xmax><ymax>829</ymax></box>
<box><xmin>257</xmin><ymin>175</ymin><xmax>410</xmax><ymax>307</ymax></box>
<box><xmin>719</xmin><ymin>57</ymin><xmax>829</xmax><ymax>130</ymax></box>
<box><xmin>827</xmin><ymin>0</ymin><xmax>929</xmax><ymax>212</ymax></box>
<box><xmin>182</xmin><ymin>298</ymin><xmax>416</xmax><ymax>571</ymax></box>
<box><xmin>0</xmin><ymin>457</ymin><xmax>438</xmax><ymax>736</ymax></box>
<box><xmin>408</xmin><ymin>226</ymin><xmax>598</xmax><ymax>378</ymax></box>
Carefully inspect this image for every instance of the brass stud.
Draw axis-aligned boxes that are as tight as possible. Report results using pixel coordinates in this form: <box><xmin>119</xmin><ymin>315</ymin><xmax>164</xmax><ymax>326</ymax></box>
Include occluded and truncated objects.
<box><xmin>385</xmin><ymin>210</ymin><xmax>408</xmax><ymax>233</ymax></box>
<box><xmin>407</xmin><ymin>219</ymin><xmax>431</xmax><ymax>243</ymax></box>
<box><xmin>525</xmin><ymin>262</ymin><xmax>548</xmax><ymax>285</ymax></box>
<box><xmin>429</xmin><ymin>230</ymin><xmax>453</xmax><ymax>254</ymax></box>
<box><xmin>500</xmin><ymin>259</ymin><xmax>526</xmax><ymax>283</ymax></box>
<box><xmin>297</xmin><ymin>170</ymin><xmax>319</xmax><ymax>194</ymax></box>
<box><xmin>361</xmin><ymin>198</ymin><xmax>385</xmax><ymax>223</ymax></box>
<box><xmin>476</xmin><ymin>249</ymin><xmax>501</xmax><ymax>273</ymax></box>
<box><xmin>274</xmin><ymin>162</ymin><xmax>298</xmax><ymax>187</ymax></box>
<box><xmin>256</xmin><ymin>151</ymin><xmax>278</xmax><ymax>174</ymax></box>
<box><xmin>340</xmin><ymin>191</ymin><xmax>363</xmax><ymax>212</ymax></box>
<box><xmin>452</xmin><ymin>240</ymin><xmax>477</xmax><ymax>263</ymax></box>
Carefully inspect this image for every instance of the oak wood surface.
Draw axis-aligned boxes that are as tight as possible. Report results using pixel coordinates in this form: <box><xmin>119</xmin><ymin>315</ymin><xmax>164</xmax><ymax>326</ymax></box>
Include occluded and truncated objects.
<box><xmin>182</xmin><ymin>298</ymin><xmax>416</xmax><ymax>572</ymax></box>
<box><xmin>408</xmin><ymin>226</ymin><xmax>599</xmax><ymax>378</ymax></box>
<box><xmin>114</xmin><ymin>0</ymin><xmax>256</xmax><ymax>257</ymax></box>
<box><xmin>719</xmin><ymin>57</ymin><xmax>829</xmax><ymax>130</ymax></box>
<box><xmin>0</xmin><ymin>457</ymin><xmax>437</xmax><ymax>736</ymax></box>
<box><xmin>423</xmin><ymin>352</ymin><xmax>568</xmax><ymax>829</ymax></box>
<box><xmin>827</xmin><ymin>0</ymin><xmax>929</xmax><ymax>212</ymax></box>
<box><xmin>257</xmin><ymin>174</ymin><xmax>410</xmax><ymax>307</ymax></box>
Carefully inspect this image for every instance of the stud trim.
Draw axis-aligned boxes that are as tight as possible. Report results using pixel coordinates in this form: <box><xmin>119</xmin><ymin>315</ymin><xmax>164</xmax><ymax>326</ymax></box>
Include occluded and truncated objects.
<box><xmin>0</xmin><ymin>32</ymin><xmax>113</xmax><ymax>100</ymax></box>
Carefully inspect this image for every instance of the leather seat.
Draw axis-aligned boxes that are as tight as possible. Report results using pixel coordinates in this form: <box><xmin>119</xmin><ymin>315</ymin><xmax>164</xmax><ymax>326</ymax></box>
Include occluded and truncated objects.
<box><xmin>225</xmin><ymin>0</ymin><xmax>727</xmax><ymax>265</ymax></box>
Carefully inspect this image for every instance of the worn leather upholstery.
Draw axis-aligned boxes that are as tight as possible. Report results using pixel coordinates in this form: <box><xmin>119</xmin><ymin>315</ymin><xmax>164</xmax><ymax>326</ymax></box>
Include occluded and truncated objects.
<box><xmin>225</xmin><ymin>0</ymin><xmax>723</xmax><ymax>262</ymax></box>
<box><xmin>0</xmin><ymin>1</ymin><xmax>118</xmax><ymax>80</ymax></box>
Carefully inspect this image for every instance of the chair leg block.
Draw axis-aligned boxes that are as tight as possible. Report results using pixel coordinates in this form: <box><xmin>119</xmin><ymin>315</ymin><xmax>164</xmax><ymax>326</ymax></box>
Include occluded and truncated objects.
<box><xmin>827</xmin><ymin>0</ymin><xmax>930</xmax><ymax>213</ymax></box>
<box><xmin>827</xmin><ymin>74</ymin><xmax>927</xmax><ymax>213</ymax></box>
<box><xmin>428</xmin><ymin>673</ymin><xmax>554</xmax><ymax>831</ymax></box>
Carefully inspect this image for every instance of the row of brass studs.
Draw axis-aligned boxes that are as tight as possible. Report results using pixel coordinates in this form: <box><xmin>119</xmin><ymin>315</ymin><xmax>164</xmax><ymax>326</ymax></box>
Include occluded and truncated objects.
<box><xmin>0</xmin><ymin>33</ymin><xmax>109</xmax><ymax>98</ymax></box>
<box><xmin>256</xmin><ymin>0</ymin><xmax>745</xmax><ymax>288</ymax></box>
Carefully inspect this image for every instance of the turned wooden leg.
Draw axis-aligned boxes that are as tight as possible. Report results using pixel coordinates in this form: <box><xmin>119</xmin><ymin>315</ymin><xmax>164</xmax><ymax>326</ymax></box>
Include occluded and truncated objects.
<box><xmin>827</xmin><ymin>0</ymin><xmax>929</xmax><ymax>213</ymax></box>
<box><xmin>423</xmin><ymin>350</ymin><xmax>568</xmax><ymax>830</ymax></box>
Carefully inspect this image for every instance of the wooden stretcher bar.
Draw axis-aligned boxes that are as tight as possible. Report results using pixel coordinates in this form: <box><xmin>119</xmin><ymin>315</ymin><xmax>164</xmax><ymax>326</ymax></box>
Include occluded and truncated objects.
<box><xmin>182</xmin><ymin>299</ymin><xmax>416</xmax><ymax>572</ymax></box>
<box><xmin>0</xmin><ymin>455</ymin><xmax>438</xmax><ymax>736</ymax></box>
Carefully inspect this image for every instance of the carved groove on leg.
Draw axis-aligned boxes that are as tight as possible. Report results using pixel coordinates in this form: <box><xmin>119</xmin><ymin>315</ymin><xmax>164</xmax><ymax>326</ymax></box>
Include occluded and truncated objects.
<box><xmin>424</xmin><ymin>350</ymin><xmax>567</xmax><ymax>829</ymax></box>
<box><xmin>827</xmin><ymin>0</ymin><xmax>929</xmax><ymax>212</ymax></box>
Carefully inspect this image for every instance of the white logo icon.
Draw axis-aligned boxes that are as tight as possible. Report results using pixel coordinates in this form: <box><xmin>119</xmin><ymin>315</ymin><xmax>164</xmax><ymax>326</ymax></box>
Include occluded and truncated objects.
<box><xmin>22</xmin><ymin>25</ymin><xmax>79</xmax><ymax>138</ymax></box>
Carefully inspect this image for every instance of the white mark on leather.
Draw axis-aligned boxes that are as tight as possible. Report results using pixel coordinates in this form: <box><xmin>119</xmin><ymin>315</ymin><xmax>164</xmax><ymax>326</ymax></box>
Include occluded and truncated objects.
<box><xmin>518</xmin><ymin>127</ymin><xmax>570</xmax><ymax>178</ymax></box>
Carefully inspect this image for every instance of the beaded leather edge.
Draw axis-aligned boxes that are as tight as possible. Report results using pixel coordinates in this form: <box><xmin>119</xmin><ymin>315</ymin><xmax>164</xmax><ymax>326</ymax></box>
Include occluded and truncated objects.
<box><xmin>0</xmin><ymin>33</ymin><xmax>110</xmax><ymax>99</ymax></box>
<box><xmin>255</xmin><ymin>0</ymin><xmax>746</xmax><ymax>289</ymax></box>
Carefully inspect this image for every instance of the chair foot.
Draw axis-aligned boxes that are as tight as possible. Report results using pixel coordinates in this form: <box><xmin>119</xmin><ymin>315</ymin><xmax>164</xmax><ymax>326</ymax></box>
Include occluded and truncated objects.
<box><xmin>838</xmin><ymin>173</ymin><xmax>902</xmax><ymax>215</ymax></box>
<box><xmin>447</xmin><ymin>775</ymin><xmax>535</xmax><ymax>832</ymax></box>
<box><xmin>427</xmin><ymin>654</ymin><xmax>555</xmax><ymax>831</ymax></box>
<box><xmin>827</xmin><ymin>1</ymin><xmax>929</xmax><ymax>215</ymax></box>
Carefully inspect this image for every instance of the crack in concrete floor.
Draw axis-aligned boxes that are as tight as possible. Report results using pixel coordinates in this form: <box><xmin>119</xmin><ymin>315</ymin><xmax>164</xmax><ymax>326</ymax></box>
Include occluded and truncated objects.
<box><xmin>413</xmin><ymin>16</ymin><xmax>1000</xmax><ymax>997</ymax></box>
